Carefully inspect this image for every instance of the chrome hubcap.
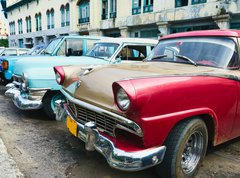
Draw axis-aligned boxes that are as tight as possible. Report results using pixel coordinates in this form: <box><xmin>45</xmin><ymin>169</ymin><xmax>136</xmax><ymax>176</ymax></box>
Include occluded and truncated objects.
<box><xmin>181</xmin><ymin>131</ymin><xmax>204</xmax><ymax>174</ymax></box>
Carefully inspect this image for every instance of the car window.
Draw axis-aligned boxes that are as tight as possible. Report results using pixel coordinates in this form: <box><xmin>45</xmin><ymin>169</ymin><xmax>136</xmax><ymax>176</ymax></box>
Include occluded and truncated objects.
<box><xmin>117</xmin><ymin>45</ymin><xmax>153</xmax><ymax>61</ymax></box>
<box><xmin>86</xmin><ymin>43</ymin><xmax>119</xmax><ymax>59</ymax></box>
<box><xmin>57</xmin><ymin>39</ymin><xmax>83</xmax><ymax>56</ymax></box>
<box><xmin>19</xmin><ymin>49</ymin><xmax>29</xmax><ymax>55</ymax></box>
<box><xmin>1</xmin><ymin>49</ymin><xmax>17</xmax><ymax>56</ymax></box>
<box><xmin>0</xmin><ymin>48</ymin><xmax>5</xmax><ymax>55</ymax></box>
<box><xmin>44</xmin><ymin>38</ymin><xmax>62</xmax><ymax>55</ymax></box>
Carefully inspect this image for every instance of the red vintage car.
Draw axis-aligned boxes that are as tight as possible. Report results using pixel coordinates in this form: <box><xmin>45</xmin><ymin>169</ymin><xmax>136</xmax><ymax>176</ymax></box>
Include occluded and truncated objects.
<box><xmin>54</xmin><ymin>30</ymin><xmax>240</xmax><ymax>177</ymax></box>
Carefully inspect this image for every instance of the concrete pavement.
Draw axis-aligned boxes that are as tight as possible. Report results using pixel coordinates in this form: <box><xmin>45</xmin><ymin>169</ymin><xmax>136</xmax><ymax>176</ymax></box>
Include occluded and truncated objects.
<box><xmin>0</xmin><ymin>138</ymin><xmax>23</xmax><ymax>178</ymax></box>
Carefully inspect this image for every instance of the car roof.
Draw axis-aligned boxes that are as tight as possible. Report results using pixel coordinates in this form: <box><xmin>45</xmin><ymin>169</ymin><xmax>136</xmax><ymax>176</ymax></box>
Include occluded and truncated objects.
<box><xmin>97</xmin><ymin>37</ymin><xmax>158</xmax><ymax>45</ymax></box>
<box><xmin>3</xmin><ymin>47</ymin><xmax>29</xmax><ymax>50</ymax></box>
<box><xmin>63</xmin><ymin>35</ymin><xmax>109</xmax><ymax>40</ymax></box>
<box><xmin>161</xmin><ymin>29</ymin><xmax>240</xmax><ymax>40</ymax></box>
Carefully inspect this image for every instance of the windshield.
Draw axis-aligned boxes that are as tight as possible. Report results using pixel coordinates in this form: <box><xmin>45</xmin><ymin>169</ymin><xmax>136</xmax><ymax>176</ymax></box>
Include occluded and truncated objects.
<box><xmin>0</xmin><ymin>48</ymin><xmax>5</xmax><ymax>55</ymax></box>
<box><xmin>146</xmin><ymin>37</ymin><xmax>238</xmax><ymax>68</ymax></box>
<box><xmin>27</xmin><ymin>45</ymin><xmax>45</xmax><ymax>55</ymax></box>
<box><xmin>43</xmin><ymin>38</ymin><xmax>62</xmax><ymax>55</ymax></box>
<box><xmin>85</xmin><ymin>43</ymin><xmax>119</xmax><ymax>60</ymax></box>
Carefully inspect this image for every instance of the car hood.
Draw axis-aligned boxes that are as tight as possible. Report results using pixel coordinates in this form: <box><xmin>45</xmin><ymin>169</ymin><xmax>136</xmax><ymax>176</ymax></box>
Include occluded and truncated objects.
<box><xmin>14</xmin><ymin>56</ymin><xmax>109</xmax><ymax>77</ymax></box>
<box><xmin>63</xmin><ymin>61</ymin><xmax>234</xmax><ymax>112</ymax></box>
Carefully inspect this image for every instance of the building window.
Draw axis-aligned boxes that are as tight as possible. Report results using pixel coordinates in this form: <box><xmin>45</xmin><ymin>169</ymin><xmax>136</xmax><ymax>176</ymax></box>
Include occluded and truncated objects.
<box><xmin>46</xmin><ymin>10</ymin><xmax>50</xmax><ymax>29</ymax></box>
<box><xmin>102</xmin><ymin>0</ymin><xmax>108</xmax><ymax>20</ymax></box>
<box><xmin>60</xmin><ymin>5</ymin><xmax>65</xmax><ymax>27</ymax></box>
<box><xmin>140</xmin><ymin>29</ymin><xmax>158</xmax><ymax>38</ymax></box>
<box><xmin>60</xmin><ymin>3</ymin><xmax>70</xmax><ymax>27</ymax></box>
<box><xmin>176</xmin><ymin>0</ymin><xmax>188</xmax><ymax>7</ymax></box>
<box><xmin>143</xmin><ymin>0</ymin><xmax>153</xmax><ymax>13</ymax></box>
<box><xmin>26</xmin><ymin>16</ymin><xmax>32</xmax><ymax>33</ymax></box>
<box><xmin>192</xmin><ymin>0</ymin><xmax>206</xmax><ymax>4</ymax></box>
<box><xmin>18</xmin><ymin>19</ymin><xmax>23</xmax><ymax>34</ymax></box>
<box><xmin>9</xmin><ymin>21</ymin><xmax>15</xmax><ymax>35</ymax></box>
<box><xmin>66</xmin><ymin>3</ymin><xmax>70</xmax><ymax>26</ymax></box>
<box><xmin>78</xmin><ymin>0</ymin><xmax>90</xmax><ymax>24</ymax></box>
<box><xmin>110</xmin><ymin>0</ymin><xmax>116</xmax><ymax>18</ymax></box>
<box><xmin>51</xmin><ymin>9</ymin><xmax>54</xmax><ymax>29</ymax></box>
<box><xmin>35</xmin><ymin>13</ymin><xmax>42</xmax><ymax>31</ymax></box>
<box><xmin>170</xmin><ymin>24</ymin><xmax>217</xmax><ymax>33</ymax></box>
<box><xmin>132</xmin><ymin>0</ymin><xmax>141</xmax><ymax>15</ymax></box>
<box><xmin>46</xmin><ymin>9</ymin><xmax>54</xmax><ymax>29</ymax></box>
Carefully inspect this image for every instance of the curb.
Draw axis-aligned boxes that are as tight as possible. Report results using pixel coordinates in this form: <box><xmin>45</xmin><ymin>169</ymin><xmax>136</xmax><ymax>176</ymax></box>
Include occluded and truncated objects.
<box><xmin>0</xmin><ymin>138</ymin><xmax>23</xmax><ymax>178</ymax></box>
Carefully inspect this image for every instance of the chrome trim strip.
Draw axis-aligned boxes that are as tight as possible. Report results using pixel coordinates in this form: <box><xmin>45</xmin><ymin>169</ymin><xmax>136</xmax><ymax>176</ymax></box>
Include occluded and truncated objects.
<box><xmin>29</xmin><ymin>88</ymin><xmax>50</xmax><ymax>91</ymax></box>
<box><xmin>61</xmin><ymin>88</ymin><xmax>143</xmax><ymax>137</ymax></box>
<box><xmin>66</xmin><ymin>110</ymin><xmax>166</xmax><ymax>171</ymax></box>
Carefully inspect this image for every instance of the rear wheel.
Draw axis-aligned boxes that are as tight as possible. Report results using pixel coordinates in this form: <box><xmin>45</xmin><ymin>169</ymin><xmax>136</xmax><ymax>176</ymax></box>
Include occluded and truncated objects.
<box><xmin>156</xmin><ymin>118</ymin><xmax>208</xmax><ymax>178</ymax></box>
<box><xmin>42</xmin><ymin>91</ymin><xmax>65</xmax><ymax>120</ymax></box>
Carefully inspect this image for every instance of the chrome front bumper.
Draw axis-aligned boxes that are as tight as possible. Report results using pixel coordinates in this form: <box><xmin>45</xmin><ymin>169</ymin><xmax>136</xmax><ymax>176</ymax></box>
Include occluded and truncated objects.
<box><xmin>54</xmin><ymin>99</ymin><xmax>166</xmax><ymax>171</ymax></box>
<box><xmin>5</xmin><ymin>84</ymin><xmax>43</xmax><ymax>110</ymax></box>
<box><xmin>69</xmin><ymin>111</ymin><xmax>165</xmax><ymax>171</ymax></box>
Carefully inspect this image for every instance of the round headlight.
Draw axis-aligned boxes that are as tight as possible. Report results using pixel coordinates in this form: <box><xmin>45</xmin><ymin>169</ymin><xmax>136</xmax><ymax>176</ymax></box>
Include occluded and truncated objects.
<box><xmin>55</xmin><ymin>72</ymin><xmax>62</xmax><ymax>84</ymax></box>
<box><xmin>116</xmin><ymin>88</ymin><xmax>130</xmax><ymax>111</ymax></box>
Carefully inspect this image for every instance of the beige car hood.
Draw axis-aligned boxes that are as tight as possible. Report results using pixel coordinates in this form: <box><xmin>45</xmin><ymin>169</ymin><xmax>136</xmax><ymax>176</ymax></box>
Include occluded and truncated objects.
<box><xmin>63</xmin><ymin>62</ymin><xmax>233</xmax><ymax>112</ymax></box>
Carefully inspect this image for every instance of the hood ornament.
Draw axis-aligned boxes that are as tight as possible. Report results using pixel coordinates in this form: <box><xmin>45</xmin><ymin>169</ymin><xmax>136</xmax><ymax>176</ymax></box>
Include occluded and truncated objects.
<box><xmin>76</xmin><ymin>66</ymin><xmax>95</xmax><ymax>89</ymax></box>
<box><xmin>79</xmin><ymin>66</ymin><xmax>94</xmax><ymax>77</ymax></box>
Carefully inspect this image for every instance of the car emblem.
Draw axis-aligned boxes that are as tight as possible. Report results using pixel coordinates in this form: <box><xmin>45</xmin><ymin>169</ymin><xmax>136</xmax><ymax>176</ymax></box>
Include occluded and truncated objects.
<box><xmin>76</xmin><ymin>81</ymin><xmax>81</xmax><ymax>88</ymax></box>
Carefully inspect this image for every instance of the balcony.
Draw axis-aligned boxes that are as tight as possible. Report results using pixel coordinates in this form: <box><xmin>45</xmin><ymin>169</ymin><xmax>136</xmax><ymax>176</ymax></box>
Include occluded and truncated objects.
<box><xmin>78</xmin><ymin>17</ymin><xmax>89</xmax><ymax>24</ymax></box>
<box><xmin>143</xmin><ymin>5</ymin><xmax>153</xmax><ymax>13</ymax></box>
<box><xmin>110</xmin><ymin>12</ymin><xmax>116</xmax><ymax>18</ymax></box>
<box><xmin>132</xmin><ymin>7</ymin><xmax>141</xmax><ymax>15</ymax></box>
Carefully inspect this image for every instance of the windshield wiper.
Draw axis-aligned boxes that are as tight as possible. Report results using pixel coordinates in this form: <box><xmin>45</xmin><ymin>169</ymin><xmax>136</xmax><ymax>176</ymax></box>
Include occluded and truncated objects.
<box><xmin>175</xmin><ymin>55</ymin><xmax>197</xmax><ymax>66</ymax></box>
<box><xmin>151</xmin><ymin>54</ymin><xmax>168</xmax><ymax>60</ymax></box>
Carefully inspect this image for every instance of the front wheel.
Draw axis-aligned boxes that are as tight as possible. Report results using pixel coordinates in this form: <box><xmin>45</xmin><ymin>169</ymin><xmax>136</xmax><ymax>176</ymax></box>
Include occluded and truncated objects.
<box><xmin>156</xmin><ymin>118</ymin><xmax>208</xmax><ymax>178</ymax></box>
<box><xmin>42</xmin><ymin>91</ymin><xmax>65</xmax><ymax>120</ymax></box>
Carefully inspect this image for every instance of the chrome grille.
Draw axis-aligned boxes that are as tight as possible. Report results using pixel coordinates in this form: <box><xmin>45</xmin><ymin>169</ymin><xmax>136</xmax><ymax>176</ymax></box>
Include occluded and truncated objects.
<box><xmin>67</xmin><ymin>101</ymin><xmax>133</xmax><ymax>137</ymax></box>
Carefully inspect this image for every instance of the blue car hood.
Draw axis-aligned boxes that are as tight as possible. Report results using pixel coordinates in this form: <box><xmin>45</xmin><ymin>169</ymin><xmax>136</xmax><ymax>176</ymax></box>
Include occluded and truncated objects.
<box><xmin>14</xmin><ymin>56</ymin><xmax>109</xmax><ymax>78</ymax></box>
<box><xmin>0</xmin><ymin>55</ymin><xmax>38</xmax><ymax>72</ymax></box>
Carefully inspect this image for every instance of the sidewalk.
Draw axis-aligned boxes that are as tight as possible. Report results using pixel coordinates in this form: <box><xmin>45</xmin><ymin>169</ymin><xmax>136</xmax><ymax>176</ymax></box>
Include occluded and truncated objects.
<box><xmin>0</xmin><ymin>138</ymin><xmax>23</xmax><ymax>178</ymax></box>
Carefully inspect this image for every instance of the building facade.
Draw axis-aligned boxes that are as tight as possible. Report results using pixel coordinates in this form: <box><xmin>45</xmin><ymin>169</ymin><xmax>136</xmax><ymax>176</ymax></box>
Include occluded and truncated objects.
<box><xmin>0</xmin><ymin>0</ymin><xmax>8</xmax><ymax>39</ymax></box>
<box><xmin>5</xmin><ymin>0</ymin><xmax>240</xmax><ymax>47</ymax></box>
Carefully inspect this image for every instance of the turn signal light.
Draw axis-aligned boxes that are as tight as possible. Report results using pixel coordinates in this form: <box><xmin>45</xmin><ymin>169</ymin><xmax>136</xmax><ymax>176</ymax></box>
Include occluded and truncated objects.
<box><xmin>2</xmin><ymin>60</ymin><xmax>8</xmax><ymax>70</ymax></box>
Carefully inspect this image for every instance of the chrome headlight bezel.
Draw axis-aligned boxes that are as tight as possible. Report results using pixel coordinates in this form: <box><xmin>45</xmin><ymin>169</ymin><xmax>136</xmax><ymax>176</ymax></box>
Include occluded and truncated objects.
<box><xmin>21</xmin><ymin>73</ymin><xmax>28</xmax><ymax>91</ymax></box>
<box><xmin>116</xmin><ymin>88</ymin><xmax>130</xmax><ymax>111</ymax></box>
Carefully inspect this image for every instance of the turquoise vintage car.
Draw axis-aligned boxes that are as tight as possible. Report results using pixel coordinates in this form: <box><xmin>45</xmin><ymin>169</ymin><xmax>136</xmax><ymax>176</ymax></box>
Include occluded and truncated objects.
<box><xmin>1</xmin><ymin>35</ymin><xmax>99</xmax><ymax>82</ymax></box>
<box><xmin>5</xmin><ymin>38</ymin><xmax>158</xmax><ymax>119</ymax></box>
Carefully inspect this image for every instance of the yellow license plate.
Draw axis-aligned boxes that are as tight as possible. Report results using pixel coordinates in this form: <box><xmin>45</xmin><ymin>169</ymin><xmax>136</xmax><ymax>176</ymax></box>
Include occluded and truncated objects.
<box><xmin>66</xmin><ymin>116</ymin><xmax>77</xmax><ymax>137</ymax></box>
